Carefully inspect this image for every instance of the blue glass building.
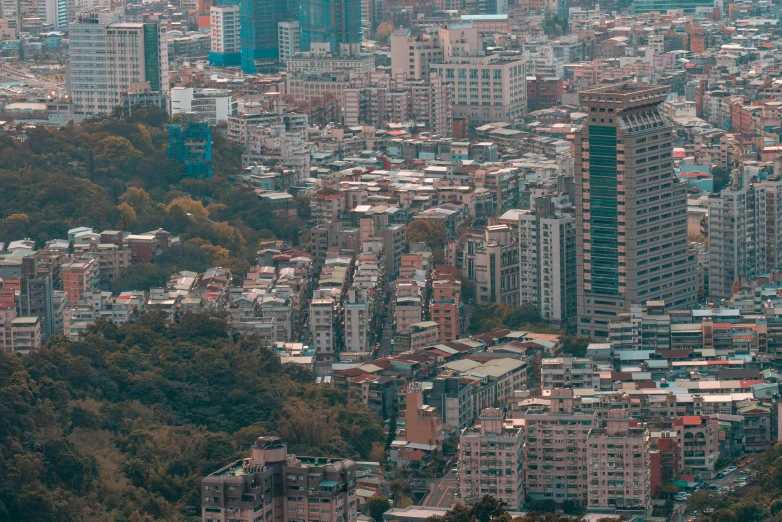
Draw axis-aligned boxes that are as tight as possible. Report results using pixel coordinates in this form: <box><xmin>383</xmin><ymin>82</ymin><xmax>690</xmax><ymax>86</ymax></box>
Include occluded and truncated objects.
<box><xmin>169</xmin><ymin>114</ymin><xmax>213</xmax><ymax>179</ymax></box>
<box><xmin>299</xmin><ymin>0</ymin><xmax>361</xmax><ymax>53</ymax></box>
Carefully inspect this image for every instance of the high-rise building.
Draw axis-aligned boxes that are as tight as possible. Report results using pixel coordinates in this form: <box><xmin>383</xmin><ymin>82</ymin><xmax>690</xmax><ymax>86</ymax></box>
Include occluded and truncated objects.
<box><xmin>586</xmin><ymin>409</ymin><xmax>651</xmax><ymax>515</ymax></box>
<box><xmin>61</xmin><ymin>258</ymin><xmax>100</xmax><ymax>305</ymax></box>
<box><xmin>459</xmin><ymin>408</ymin><xmax>524</xmax><ymax>510</ymax></box>
<box><xmin>521</xmin><ymin>388</ymin><xmax>597</xmax><ymax>505</ymax></box>
<box><xmin>277</xmin><ymin>20</ymin><xmax>300</xmax><ymax>64</ymax></box>
<box><xmin>299</xmin><ymin>0</ymin><xmax>361</xmax><ymax>55</ymax></box>
<box><xmin>239</xmin><ymin>0</ymin><xmax>297</xmax><ymax>73</ymax></box>
<box><xmin>517</xmin><ymin>196</ymin><xmax>576</xmax><ymax>332</ymax></box>
<box><xmin>707</xmin><ymin>175</ymin><xmax>782</xmax><ymax>299</ymax></box>
<box><xmin>201</xmin><ymin>436</ymin><xmax>357</xmax><ymax>522</ymax></box>
<box><xmin>209</xmin><ymin>5</ymin><xmax>240</xmax><ymax>66</ymax></box>
<box><xmin>67</xmin><ymin>15</ymin><xmax>169</xmax><ymax>116</ymax></box>
<box><xmin>575</xmin><ymin>84</ymin><xmax>697</xmax><ymax>339</ymax></box>
<box><xmin>43</xmin><ymin>0</ymin><xmax>67</xmax><ymax>30</ymax></box>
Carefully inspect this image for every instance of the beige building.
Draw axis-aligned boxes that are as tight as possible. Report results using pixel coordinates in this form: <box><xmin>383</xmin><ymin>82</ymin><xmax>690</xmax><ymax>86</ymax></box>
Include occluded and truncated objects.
<box><xmin>310</xmin><ymin>290</ymin><xmax>336</xmax><ymax>375</ymax></box>
<box><xmin>201</xmin><ymin>436</ymin><xmax>357</xmax><ymax>522</ymax></box>
<box><xmin>586</xmin><ymin>409</ymin><xmax>651</xmax><ymax>515</ymax></box>
<box><xmin>459</xmin><ymin>408</ymin><xmax>524</xmax><ymax>510</ymax></box>
<box><xmin>61</xmin><ymin>258</ymin><xmax>99</xmax><ymax>305</ymax></box>
<box><xmin>10</xmin><ymin>316</ymin><xmax>42</xmax><ymax>354</ymax></box>
<box><xmin>541</xmin><ymin>357</ymin><xmax>596</xmax><ymax>391</ymax></box>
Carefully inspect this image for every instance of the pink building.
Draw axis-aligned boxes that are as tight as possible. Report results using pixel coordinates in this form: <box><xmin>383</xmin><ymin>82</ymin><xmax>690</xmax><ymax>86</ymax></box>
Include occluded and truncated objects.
<box><xmin>430</xmin><ymin>278</ymin><xmax>460</xmax><ymax>343</ymax></box>
<box><xmin>586</xmin><ymin>409</ymin><xmax>651</xmax><ymax>515</ymax></box>
<box><xmin>404</xmin><ymin>382</ymin><xmax>442</xmax><ymax>445</ymax></box>
<box><xmin>521</xmin><ymin>388</ymin><xmax>597</xmax><ymax>505</ymax></box>
<box><xmin>61</xmin><ymin>258</ymin><xmax>99</xmax><ymax>305</ymax></box>
<box><xmin>459</xmin><ymin>408</ymin><xmax>524</xmax><ymax>509</ymax></box>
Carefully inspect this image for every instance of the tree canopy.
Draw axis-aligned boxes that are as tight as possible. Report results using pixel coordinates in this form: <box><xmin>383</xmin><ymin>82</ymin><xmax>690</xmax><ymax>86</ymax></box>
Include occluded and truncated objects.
<box><xmin>0</xmin><ymin>313</ymin><xmax>385</xmax><ymax>521</ymax></box>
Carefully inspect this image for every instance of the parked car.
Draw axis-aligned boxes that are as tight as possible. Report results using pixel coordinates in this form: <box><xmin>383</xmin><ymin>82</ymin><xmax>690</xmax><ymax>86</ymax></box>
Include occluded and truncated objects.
<box><xmin>735</xmin><ymin>481</ymin><xmax>748</xmax><ymax>488</ymax></box>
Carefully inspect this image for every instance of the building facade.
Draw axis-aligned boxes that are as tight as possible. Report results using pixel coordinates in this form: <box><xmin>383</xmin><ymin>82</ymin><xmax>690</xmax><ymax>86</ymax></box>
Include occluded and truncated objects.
<box><xmin>575</xmin><ymin>84</ymin><xmax>697</xmax><ymax>339</ymax></box>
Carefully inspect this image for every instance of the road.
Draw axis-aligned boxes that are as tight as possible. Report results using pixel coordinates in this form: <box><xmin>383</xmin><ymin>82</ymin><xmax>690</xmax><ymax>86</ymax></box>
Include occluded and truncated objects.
<box><xmin>423</xmin><ymin>471</ymin><xmax>458</xmax><ymax>508</ymax></box>
<box><xmin>378</xmin><ymin>287</ymin><xmax>395</xmax><ymax>357</ymax></box>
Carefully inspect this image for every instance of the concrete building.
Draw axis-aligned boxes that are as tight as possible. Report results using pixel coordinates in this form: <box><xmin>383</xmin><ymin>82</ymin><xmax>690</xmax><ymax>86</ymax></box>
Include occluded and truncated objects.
<box><xmin>277</xmin><ymin>20</ymin><xmax>299</xmax><ymax>64</ymax></box>
<box><xmin>541</xmin><ymin>357</ymin><xmax>595</xmax><ymax>390</ymax></box>
<box><xmin>459</xmin><ymin>408</ymin><xmax>524</xmax><ymax>510</ymax></box>
<box><xmin>404</xmin><ymin>382</ymin><xmax>443</xmax><ymax>445</ymax></box>
<box><xmin>430</xmin><ymin>278</ymin><xmax>460</xmax><ymax>343</ymax></box>
<box><xmin>390</xmin><ymin>28</ymin><xmax>444</xmax><ymax>80</ymax></box>
<box><xmin>68</xmin><ymin>15</ymin><xmax>170</xmax><ymax>116</ymax></box>
<box><xmin>429</xmin><ymin>372</ymin><xmax>473</xmax><ymax>432</ymax></box>
<box><xmin>586</xmin><ymin>409</ymin><xmax>651</xmax><ymax>515</ymax></box>
<box><xmin>575</xmin><ymin>84</ymin><xmax>697</xmax><ymax>339</ymax></box>
<box><xmin>208</xmin><ymin>5</ymin><xmax>240</xmax><ymax>66</ymax></box>
<box><xmin>430</xmin><ymin>22</ymin><xmax>526</xmax><ymax>125</ymax></box>
<box><xmin>707</xmin><ymin>176</ymin><xmax>782</xmax><ymax>299</ymax></box>
<box><xmin>10</xmin><ymin>316</ymin><xmax>41</xmax><ymax>354</ymax></box>
<box><xmin>0</xmin><ymin>301</ymin><xmax>15</xmax><ymax>354</ymax></box>
<box><xmin>522</xmin><ymin>389</ymin><xmax>597</xmax><ymax>504</ymax></box>
<box><xmin>61</xmin><ymin>258</ymin><xmax>99</xmax><ymax>306</ymax></box>
<box><xmin>310</xmin><ymin>290</ymin><xmax>336</xmax><ymax>376</ymax></box>
<box><xmin>672</xmin><ymin>416</ymin><xmax>720</xmax><ymax>480</ymax></box>
<box><xmin>201</xmin><ymin>436</ymin><xmax>357</xmax><ymax>522</ymax></box>
<box><xmin>171</xmin><ymin>87</ymin><xmax>238</xmax><ymax>125</ymax></box>
<box><xmin>515</xmin><ymin>196</ymin><xmax>577</xmax><ymax>331</ymax></box>
<box><xmin>344</xmin><ymin>287</ymin><xmax>370</xmax><ymax>355</ymax></box>
<box><xmin>463</xmin><ymin>225</ymin><xmax>520</xmax><ymax>307</ymax></box>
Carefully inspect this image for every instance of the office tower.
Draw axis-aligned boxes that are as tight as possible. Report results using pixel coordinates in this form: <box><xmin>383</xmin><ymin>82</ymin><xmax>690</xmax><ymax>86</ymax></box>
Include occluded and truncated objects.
<box><xmin>239</xmin><ymin>0</ymin><xmax>296</xmax><ymax>73</ymax></box>
<box><xmin>168</xmin><ymin>113</ymin><xmax>213</xmax><ymax>178</ymax></box>
<box><xmin>208</xmin><ymin>5</ymin><xmax>240</xmax><ymax>66</ymax></box>
<box><xmin>68</xmin><ymin>14</ymin><xmax>169</xmax><ymax>116</ymax></box>
<box><xmin>575</xmin><ymin>84</ymin><xmax>697</xmax><ymax>339</ymax></box>
<box><xmin>518</xmin><ymin>196</ymin><xmax>576</xmax><ymax>332</ymax></box>
<box><xmin>277</xmin><ymin>20</ymin><xmax>299</xmax><ymax>64</ymax></box>
<box><xmin>586</xmin><ymin>409</ymin><xmax>651</xmax><ymax>514</ymax></box>
<box><xmin>459</xmin><ymin>408</ymin><xmax>524</xmax><ymax>510</ymax></box>
<box><xmin>299</xmin><ymin>0</ymin><xmax>361</xmax><ymax>55</ymax></box>
<box><xmin>707</xmin><ymin>175</ymin><xmax>782</xmax><ymax>299</ymax></box>
<box><xmin>201</xmin><ymin>436</ymin><xmax>357</xmax><ymax>522</ymax></box>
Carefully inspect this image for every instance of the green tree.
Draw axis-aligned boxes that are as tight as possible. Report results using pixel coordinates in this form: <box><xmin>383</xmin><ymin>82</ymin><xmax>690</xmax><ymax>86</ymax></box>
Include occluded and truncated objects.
<box><xmin>712</xmin><ymin>166</ymin><xmax>730</xmax><ymax>192</ymax></box>
<box><xmin>471</xmin><ymin>496</ymin><xmax>507</xmax><ymax>522</ymax></box>
<box><xmin>367</xmin><ymin>495</ymin><xmax>391</xmax><ymax>522</ymax></box>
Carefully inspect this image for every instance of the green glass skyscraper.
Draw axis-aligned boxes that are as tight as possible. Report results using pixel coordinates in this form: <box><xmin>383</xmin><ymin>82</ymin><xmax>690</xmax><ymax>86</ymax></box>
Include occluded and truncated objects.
<box><xmin>299</xmin><ymin>0</ymin><xmax>361</xmax><ymax>54</ymax></box>
<box><xmin>575</xmin><ymin>84</ymin><xmax>697</xmax><ymax>339</ymax></box>
<box><xmin>240</xmin><ymin>0</ymin><xmax>297</xmax><ymax>73</ymax></box>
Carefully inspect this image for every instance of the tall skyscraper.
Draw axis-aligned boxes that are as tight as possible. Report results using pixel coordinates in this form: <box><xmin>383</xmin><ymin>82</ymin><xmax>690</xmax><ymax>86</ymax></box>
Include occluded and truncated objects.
<box><xmin>68</xmin><ymin>13</ymin><xmax>169</xmax><ymax>116</ymax></box>
<box><xmin>575</xmin><ymin>84</ymin><xmax>697</xmax><ymax>339</ymax></box>
<box><xmin>239</xmin><ymin>0</ymin><xmax>296</xmax><ymax>73</ymax></box>
<box><xmin>299</xmin><ymin>0</ymin><xmax>361</xmax><ymax>55</ymax></box>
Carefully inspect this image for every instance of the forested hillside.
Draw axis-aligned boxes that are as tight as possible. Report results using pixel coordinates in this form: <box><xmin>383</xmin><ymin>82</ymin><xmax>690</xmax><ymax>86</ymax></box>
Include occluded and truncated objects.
<box><xmin>0</xmin><ymin>108</ymin><xmax>310</xmax><ymax>284</ymax></box>
<box><xmin>0</xmin><ymin>313</ymin><xmax>385</xmax><ymax>522</ymax></box>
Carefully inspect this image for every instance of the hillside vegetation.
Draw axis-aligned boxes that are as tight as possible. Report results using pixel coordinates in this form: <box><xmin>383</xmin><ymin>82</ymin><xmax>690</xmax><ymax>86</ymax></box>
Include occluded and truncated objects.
<box><xmin>0</xmin><ymin>313</ymin><xmax>385</xmax><ymax>522</ymax></box>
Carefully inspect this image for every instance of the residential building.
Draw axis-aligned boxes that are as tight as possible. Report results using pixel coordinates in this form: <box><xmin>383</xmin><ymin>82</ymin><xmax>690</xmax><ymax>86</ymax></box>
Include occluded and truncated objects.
<box><xmin>404</xmin><ymin>382</ymin><xmax>443</xmax><ymax>445</ymax></box>
<box><xmin>521</xmin><ymin>388</ymin><xmax>597</xmax><ymax>504</ymax></box>
<box><xmin>672</xmin><ymin>416</ymin><xmax>720</xmax><ymax>480</ymax></box>
<box><xmin>395</xmin><ymin>321</ymin><xmax>440</xmax><ymax>352</ymax></box>
<box><xmin>541</xmin><ymin>357</ymin><xmax>596</xmax><ymax>390</ymax></box>
<box><xmin>390</xmin><ymin>28</ymin><xmax>443</xmax><ymax>80</ymax></box>
<box><xmin>209</xmin><ymin>5</ymin><xmax>240</xmax><ymax>66</ymax></box>
<box><xmin>429</xmin><ymin>372</ymin><xmax>474</xmax><ymax>432</ymax></box>
<box><xmin>171</xmin><ymin>87</ymin><xmax>238</xmax><ymax>125</ymax></box>
<box><xmin>575</xmin><ymin>84</ymin><xmax>698</xmax><ymax>339</ymax></box>
<box><xmin>310</xmin><ymin>290</ymin><xmax>336</xmax><ymax>375</ymax></box>
<box><xmin>61</xmin><ymin>258</ymin><xmax>99</xmax><ymax>306</ymax></box>
<box><xmin>344</xmin><ymin>287</ymin><xmax>370</xmax><ymax>355</ymax></box>
<box><xmin>10</xmin><ymin>316</ymin><xmax>41</xmax><ymax>354</ymax></box>
<box><xmin>17</xmin><ymin>255</ymin><xmax>57</xmax><ymax>338</ymax></box>
<box><xmin>430</xmin><ymin>278</ymin><xmax>460</xmax><ymax>343</ymax></box>
<box><xmin>277</xmin><ymin>20</ymin><xmax>299</xmax><ymax>64</ymax></box>
<box><xmin>459</xmin><ymin>408</ymin><xmax>524</xmax><ymax>510</ymax></box>
<box><xmin>201</xmin><ymin>436</ymin><xmax>357</xmax><ymax>522</ymax></box>
<box><xmin>462</xmin><ymin>225</ymin><xmax>520</xmax><ymax>307</ymax></box>
<box><xmin>515</xmin><ymin>196</ymin><xmax>577</xmax><ymax>331</ymax></box>
<box><xmin>299</xmin><ymin>0</ymin><xmax>361</xmax><ymax>55</ymax></box>
<box><xmin>0</xmin><ymin>301</ymin><xmax>15</xmax><ymax>354</ymax></box>
<box><xmin>586</xmin><ymin>409</ymin><xmax>651</xmax><ymax>515</ymax></box>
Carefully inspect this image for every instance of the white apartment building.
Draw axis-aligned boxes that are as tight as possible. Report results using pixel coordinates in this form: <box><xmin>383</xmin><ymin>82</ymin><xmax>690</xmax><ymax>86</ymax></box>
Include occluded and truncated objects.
<box><xmin>344</xmin><ymin>287</ymin><xmax>370</xmax><ymax>355</ymax></box>
<box><xmin>708</xmin><ymin>175</ymin><xmax>782</xmax><ymax>299</ymax></box>
<box><xmin>514</xmin><ymin>196</ymin><xmax>576</xmax><ymax>331</ymax></box>
<box><xmin>68</xmin><ymin>15</ymin><xmax>170</xmax><ymax>116</ymax></box>
<box><xmin>310</xmin><ymin>289</ymin><xmax>336</xmax><ymax>376</ymax></box>
<box><xmin>210</xmin><ymin>5</ymin><xmax>239</xmax><ymax>55</ymax></box>
<box><xmin>278</xmin><ymin>20</ymin><xmax>300</xmax><ymax>64</ymax></box>
<box><xmin>459</xmin><ymin>408</ymin><xmax>524</xmax><ymax>510</ymax></box>
<box><xmin>170</xmin><ymin>87</ymin><xmax>238</xmax><ymax>124</ymax></box>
